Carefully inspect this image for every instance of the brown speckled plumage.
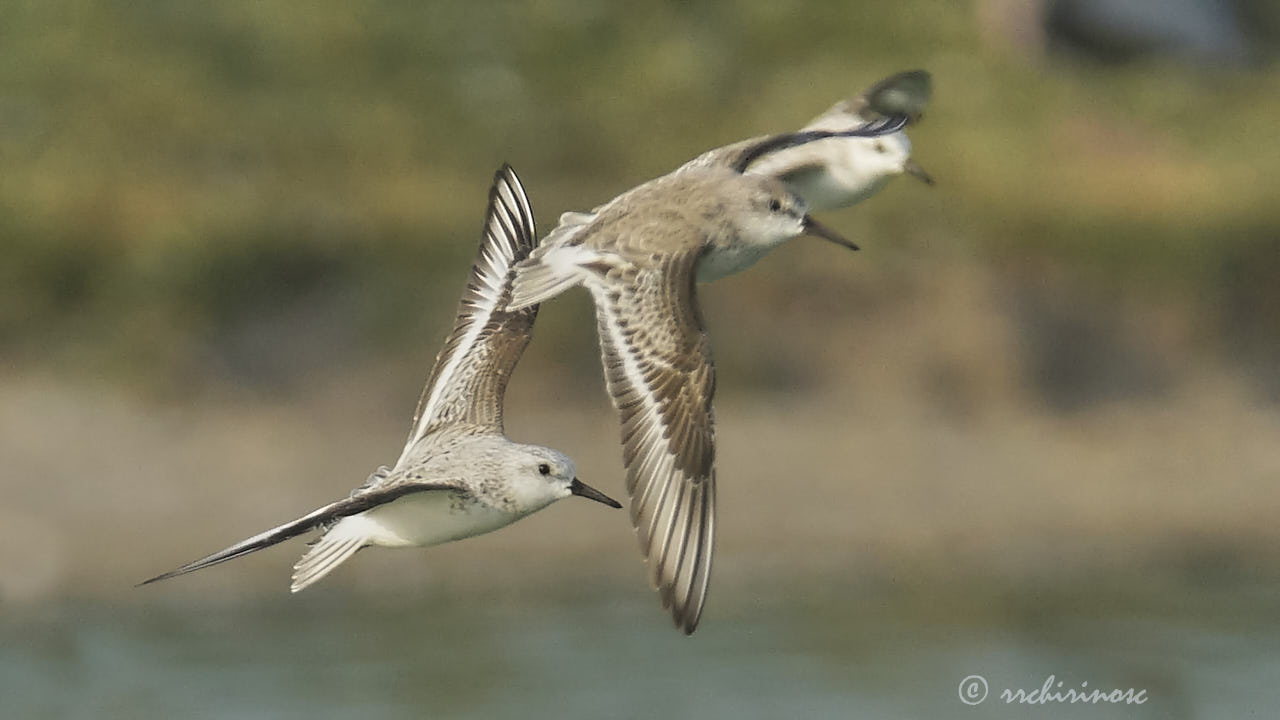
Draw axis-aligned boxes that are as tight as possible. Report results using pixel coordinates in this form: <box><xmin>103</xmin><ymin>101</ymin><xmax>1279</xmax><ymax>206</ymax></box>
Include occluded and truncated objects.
<box><xmin>509</xmin><ymin>168</ymin><xmax>832</xmax><ymax>635</ymax></box>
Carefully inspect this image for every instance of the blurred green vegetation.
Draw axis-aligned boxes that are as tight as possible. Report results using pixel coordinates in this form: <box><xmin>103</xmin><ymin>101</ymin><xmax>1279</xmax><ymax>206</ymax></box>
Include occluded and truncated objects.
<box><xmin>1</xmin><ymin>0</ymin><xmax>1277</xmax><ymax>390</ymax></box>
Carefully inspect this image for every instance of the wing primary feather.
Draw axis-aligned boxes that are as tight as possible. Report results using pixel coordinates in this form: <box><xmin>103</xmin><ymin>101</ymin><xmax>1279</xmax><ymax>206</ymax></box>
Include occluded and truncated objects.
<box><xmin>585</xmin><ymin>254</ymin><xmax>718</xmax><ymax>633</ymax></box>
<box><xmin>397</xmin><ymin>165</ymin><xmax>537</xmax><ymax>463</ymax></box>
<box><xmin>138</xmin><ymin>482</ymin><xmax>463</xmax><ymax>587</ymax></box>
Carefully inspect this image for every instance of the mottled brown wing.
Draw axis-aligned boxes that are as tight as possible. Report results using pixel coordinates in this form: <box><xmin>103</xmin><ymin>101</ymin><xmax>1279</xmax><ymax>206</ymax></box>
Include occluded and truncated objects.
<box><xmin>585</xmin><ymin>249</ymin><xmax>717</xmax><ymax>634</ymax></box>
<box><xmin>395</xmin><ymin>165</ymin><xmax>538</xmax><ymax>467</ymax></box>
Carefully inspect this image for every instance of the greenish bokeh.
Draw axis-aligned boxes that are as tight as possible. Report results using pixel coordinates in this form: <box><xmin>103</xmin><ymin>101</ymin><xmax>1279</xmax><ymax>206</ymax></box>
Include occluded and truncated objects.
<box><xmin>3</xmin><ymin>1</ymin><xmax>1277</xmax><ymax>390</ymax></box>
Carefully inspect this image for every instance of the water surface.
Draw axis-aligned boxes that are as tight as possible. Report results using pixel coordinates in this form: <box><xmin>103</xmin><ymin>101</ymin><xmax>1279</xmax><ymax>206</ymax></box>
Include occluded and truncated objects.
<box><xmin>7</xmin><ymin>576</ymin><xmax>1278</xmax><ymax>719</ymax></box>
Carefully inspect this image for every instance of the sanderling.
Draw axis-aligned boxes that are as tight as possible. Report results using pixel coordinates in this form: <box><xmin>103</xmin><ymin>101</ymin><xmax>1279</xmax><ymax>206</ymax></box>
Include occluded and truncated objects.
<box><xmin>684</xmin><ymin>69</ymin><xmax>934</xmax><ymax>211</ymax></box>
<box><xmin>140</xmin><ymin>165</ymin><xmax>621</xmax><ymax>592</ymax></box>
<box><xmin>507</xmin><ymin>166</ymin><xmax>861</xmax><ymax>633</ymax></box>
<box><xmin>498</xmin><ymin>81</ymin><xmax>928</xmax><ymax>632</ymax></box>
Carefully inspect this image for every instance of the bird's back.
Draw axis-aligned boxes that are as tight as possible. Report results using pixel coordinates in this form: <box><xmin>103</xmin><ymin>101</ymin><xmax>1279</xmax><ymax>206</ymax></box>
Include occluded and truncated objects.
<box><xmin>577</xmin><ymin>168</ymin><xmax>765</xmax><ymax>257</ymax></box>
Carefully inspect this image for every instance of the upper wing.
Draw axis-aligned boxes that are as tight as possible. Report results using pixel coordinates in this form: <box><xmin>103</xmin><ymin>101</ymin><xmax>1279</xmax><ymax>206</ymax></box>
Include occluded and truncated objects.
<box><xmin>396</xmin><ymin>165</ymin><xmax>538</xmax><ymax>466</ymax></box>
<box><xmin>676</xmin><ymin>115</ymin><xmax>909</xmax><ymax>176</ymax></box>
<box><xmin>841</xmin><ymin>69</ymin><xmax>932</xmax><ymax>122</ymax></box>
<box><xmin>584</xmin><ymin>248</ymin><xmax>716</xmax><ymax>634</ymax></box>
<box><xmin>725</xmin><ymin>116</ymin><xmax>909</xmax><ymax>173</ymax></box>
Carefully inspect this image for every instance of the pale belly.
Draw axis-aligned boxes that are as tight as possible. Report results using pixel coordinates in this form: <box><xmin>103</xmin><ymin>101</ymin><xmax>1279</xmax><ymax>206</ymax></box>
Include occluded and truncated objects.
<box><xmin>785</xmin><ymin>170</ymin><xmax>890</xmax><ymax>213</ymax></box>
<box><xmin>360</xmin><ymin>491</ymin><xmax>517</xmax><ymax>548</ymax></box>
<box><xmin>697</xmin><ymin>243</ymin><xmax>779</xmax><ymax>283</ymax></box>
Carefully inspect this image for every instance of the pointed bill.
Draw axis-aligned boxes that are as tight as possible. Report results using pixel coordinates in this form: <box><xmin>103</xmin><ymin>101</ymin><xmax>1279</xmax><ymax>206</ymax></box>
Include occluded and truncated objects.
<box><xmin>904</xmin><ymin>159</ymin><xmax>935</xmax><ymax>186</ymax></box>
<box><xmin>802</xmin><ymin>215</ymin><xmax>858</xmax><ymax>251</ymax></box>
<box><xmin>570</xmin><ymin>478</ymin><xmax>623</xmax><ymax>508</ymax></box>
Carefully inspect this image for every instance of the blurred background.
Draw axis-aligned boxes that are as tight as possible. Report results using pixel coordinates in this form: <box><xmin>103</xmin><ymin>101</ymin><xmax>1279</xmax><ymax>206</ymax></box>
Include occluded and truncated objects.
<box><xmin>3</xmin><ymin>1</ymin><xmax>1279</xmax><ymax>717</ymax></box>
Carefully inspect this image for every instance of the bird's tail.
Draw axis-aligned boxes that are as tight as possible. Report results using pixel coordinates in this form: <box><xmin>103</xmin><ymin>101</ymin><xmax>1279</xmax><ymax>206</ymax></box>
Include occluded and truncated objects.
<box><xmin>290</xmin><ymin>515</ymin><xmax>373</xmax><ymax>592</ymax></box>
<box><xmin>508</xmin><ymin>243</ymin><xmax>602</xmax><ymax>310</ymax></box>
<box><xmin>137</xmin><ymin>499</ymin><xmax>355</xmax><ymax>587</ymax></box>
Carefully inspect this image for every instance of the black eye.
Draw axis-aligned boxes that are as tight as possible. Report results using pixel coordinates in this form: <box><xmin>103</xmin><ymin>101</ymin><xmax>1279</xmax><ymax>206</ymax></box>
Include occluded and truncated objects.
<box><xmin>538</xmin><ymin>463</ymin><xmax>551</xmax><ymax>475</ymax></box>
<box><xmin>768</xmin><ymin>199</ymin><xmax>782</xmax><ymax>212</ymax></box>
<box><xmin>873</xmin><ymin>141</ymin><xmax>886</xmax><ymax>153</ymax></box>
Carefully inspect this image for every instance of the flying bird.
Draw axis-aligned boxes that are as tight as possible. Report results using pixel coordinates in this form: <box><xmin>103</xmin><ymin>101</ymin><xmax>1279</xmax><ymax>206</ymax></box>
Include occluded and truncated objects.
<box><xmin>140</xmin><ymin>165</ymin><xmax>621</xmax><ymax>592</ymax></box>
<box><xmin>508</xmin><ymin>166</ymin><xmax>863</xmax><ymax>633</ymax></box>
<box><xmin>683</xmin><ymin>69</ymin><xmax>934</xmax><ymax>211</ymax></box>
<box><xmin>503</xmin><ymin>77</ymin><xmax>931</xmax><ymax>633</ymax></box>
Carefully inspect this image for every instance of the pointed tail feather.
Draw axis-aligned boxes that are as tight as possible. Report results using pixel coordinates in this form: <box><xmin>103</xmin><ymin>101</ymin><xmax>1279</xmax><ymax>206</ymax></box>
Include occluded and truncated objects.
<box><xmin>508</xmin><ymin>243</ymin><xmax>611</xmax><ymax>310</ymax></box>
<box><xmin>138</xmin><ymin>497</ymin><xmax>361</xmax><ymax>587</ymax></box>
<box><xmin>290</xmin><ymin>516</ymin><xmax>371</xmax><ymax>592</ymax></box>
<box><xmin>509</xmin><ymin>261</ymin><xmax>580</xmax><ymax>310</ymax></box>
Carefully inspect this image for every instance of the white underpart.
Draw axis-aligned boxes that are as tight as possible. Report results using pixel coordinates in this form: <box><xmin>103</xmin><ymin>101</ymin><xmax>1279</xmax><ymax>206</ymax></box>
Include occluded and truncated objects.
<box><xmin>745</xmin><ymin>116</ymin><xmax>913</xmax><ymax>213</ymax></box>
<box><xmin>697</xmin><ymin>210</ymin><xmax>808</xmax><ymax>283</ymax></box>
<box><xmin>290</xmin><ymin>491</ymin><xmax>516</xmax><ymax>592</ymax></box>
<box><xmin>696</xmin><ymin>235</ymin><xmax>791</xmax><ymax>283</ymax></box>
<box><xmin>360</xmin><ymin>491</ymin><xmax>514</xmax><ymax>547</ymax></box>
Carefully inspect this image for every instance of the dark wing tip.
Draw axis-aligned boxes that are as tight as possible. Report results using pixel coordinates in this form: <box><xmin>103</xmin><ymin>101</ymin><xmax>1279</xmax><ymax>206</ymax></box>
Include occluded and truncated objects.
<box><xmin>856</xmin><ymin>69</ymin><xmax>932</xmax><ymax>122</ymax></box>
<box><xmin>488</xmin><ymin>163</ymin><xmax>536</xmax><ymax>257</ymax></box>
<box><xmin>136</xmin><ymin>571</ymin><xmax>173</xmax><ymax>587</ymax></box>
<box><xmin>136</xmin><ymin>559</ymin><xmax>204</xmax><ymax>587</ymax></box>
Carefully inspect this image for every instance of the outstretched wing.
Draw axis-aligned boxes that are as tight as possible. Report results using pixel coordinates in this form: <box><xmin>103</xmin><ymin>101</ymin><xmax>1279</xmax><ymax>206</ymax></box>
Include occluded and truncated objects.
<box><xmin>725</xmin><ymin>116</ymin><xmax>909</xmax><ymax>173</ymax></box>
<box><xmin>678</xmin><ymin>115</ymin><xmax>909</xmax><ymax>176</ymax></box>
<box><xmin>138</xmin><ymin>481</ymin><xmax>464</xmax><ymax>587</ymax></box>
<box><xmin>840</xmin><ymin>69</ymin><xmax>932</xmax><ymax>122</ymax></box>
<box><xmin>584</xmin><ymin>247</ymin><xmax>716</xmax><ymax>635</ymax></box>
<box><xmin>397</xmin><ymin>165</ymin><xmax>538</xmax><ymax>466</ymax></box>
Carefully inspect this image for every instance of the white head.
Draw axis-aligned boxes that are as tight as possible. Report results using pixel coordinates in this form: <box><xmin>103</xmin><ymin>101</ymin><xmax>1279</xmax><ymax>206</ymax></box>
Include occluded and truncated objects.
<box><xmin>779</xmin><ymin>129</ymin><xmax>932</xmax><ymax>212</ymax></box>
<box><xmin>802</xmin><ymin>68</ymin><xmax>934</xmax><ymax>206</ymax></box>
<box><xmin>853</xmin><ymin>131</ymin><xmax>932</xmax><ymax>189</ymax></box>
<box><xmin>500</xmin><ymin>443</ymin><xmax>621</xmax><ymax>514</ymax></box>
<box><xmin>733</xmin><ymin>174</ymin><xmax>860</xmax><ymax>251</ymax></box>
<box><xmin>692</xmin><ymin>172</ymin><xmax>858</xmax><ymax>283</ymax></box>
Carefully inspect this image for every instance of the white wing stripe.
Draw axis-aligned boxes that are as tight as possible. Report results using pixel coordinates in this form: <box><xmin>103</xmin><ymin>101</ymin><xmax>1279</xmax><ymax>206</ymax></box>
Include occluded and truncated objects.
<box><xmin>589</xmin><ymin>276</ymin><xmax>706</xmax><ymax>593</ymax></box>
<box><xmin>396</xmin><ymin>169</ymin><xmax>531</xmax><ymax>465</ymax></box>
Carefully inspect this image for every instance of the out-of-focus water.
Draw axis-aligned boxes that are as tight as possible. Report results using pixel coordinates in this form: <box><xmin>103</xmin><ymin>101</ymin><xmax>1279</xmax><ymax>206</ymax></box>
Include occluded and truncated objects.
<box><xmin>7</xmin><ymin>578</ymin><xmax>1279</xmax><ymax>719</ymax></box>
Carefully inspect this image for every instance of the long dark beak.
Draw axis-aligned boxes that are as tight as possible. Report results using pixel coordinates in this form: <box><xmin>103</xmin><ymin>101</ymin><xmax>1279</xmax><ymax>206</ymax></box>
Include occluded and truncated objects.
<box><xmin>904</xmin><ymin>159</ymin><xmax>935</xmax><ymax>186</ymax></box>
<box><xmin>803</xmin><ymin>215</ymin><xmax>858</xmax><ymax>251</ymax></box>
<box><xmin>570</xmin><ymin>478</ymin><xmax>622</xmax><ymax>508</ymax></box>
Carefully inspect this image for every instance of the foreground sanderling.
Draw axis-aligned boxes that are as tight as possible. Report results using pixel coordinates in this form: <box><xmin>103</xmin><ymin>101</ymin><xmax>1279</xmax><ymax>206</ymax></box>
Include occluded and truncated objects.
<box><xmin>507</xmin><ymin>166</ymin><xmax>863</xmax><ymax>633</ymax></box>
<box><xmin>140</xmin><ymin>165</ymin><xmax>621</xmax><ymax>591</ymax></box>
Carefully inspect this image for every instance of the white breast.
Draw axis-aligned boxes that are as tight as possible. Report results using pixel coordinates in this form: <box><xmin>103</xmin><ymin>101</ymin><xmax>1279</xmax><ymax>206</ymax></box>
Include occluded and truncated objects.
<box><xmin>785</xmin><ymin>160</ymin><xmax>892</xmax><ymax>211</ymax></box>
<box><xmin>359</xmin><ymin>491</ymin><xmax>516</xmax><ymax>548</ymax></box>
<box><xmin>697</xmin><ymin>236</ymin><xmax>794</xmax><ymax>283</ymax></box>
